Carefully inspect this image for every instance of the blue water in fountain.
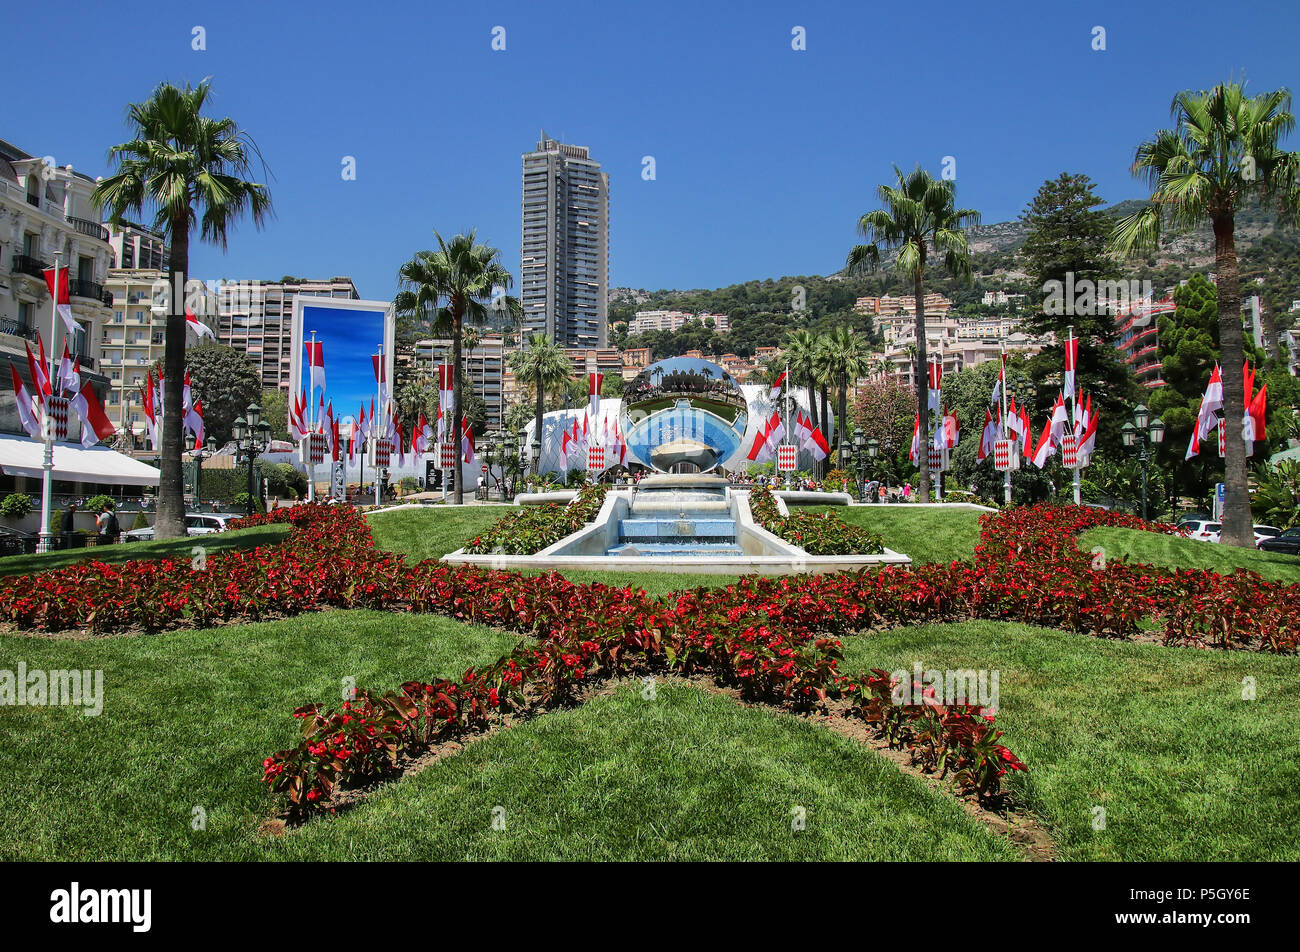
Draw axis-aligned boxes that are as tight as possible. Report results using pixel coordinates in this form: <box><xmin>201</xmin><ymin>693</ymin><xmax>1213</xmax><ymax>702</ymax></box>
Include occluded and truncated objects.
<box><xmin>604</xmin><ymin>486</ymin><xmax>744</xmax><ymax>557</ymax></box>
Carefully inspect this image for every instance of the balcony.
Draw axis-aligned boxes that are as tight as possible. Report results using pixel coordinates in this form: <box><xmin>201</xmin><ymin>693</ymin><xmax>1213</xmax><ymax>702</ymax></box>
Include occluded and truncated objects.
<box><xmin>0</xmin><ymin>318</ymin><xmax>37</xmax><ymax>341</ymax></box>
<box><xmin>67</xmin><ymin>216</ymin><xmax>109</xmax><ymax>242</ymax></box>
<box><xmin>10</xmin><ymin>254</ymin><xmax>49</xmax><ymax>279</ymax></box>
<box><xmin>69</xmin><ymin>278</ymin><xmax>107</xmax><ymax>302</ymax></box>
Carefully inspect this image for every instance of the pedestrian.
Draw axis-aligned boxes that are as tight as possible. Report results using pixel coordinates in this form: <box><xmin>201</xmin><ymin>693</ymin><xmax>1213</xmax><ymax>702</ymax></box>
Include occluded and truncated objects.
<box><xmin>96</xmin><ymin>503</ymin><xmax>120</xmax><ymax>546</ymax></box>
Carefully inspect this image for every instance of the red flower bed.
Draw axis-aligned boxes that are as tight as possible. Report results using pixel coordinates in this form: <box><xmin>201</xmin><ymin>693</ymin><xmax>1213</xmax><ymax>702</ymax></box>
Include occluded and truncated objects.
<box><xmin>2</xmin><ymin>501</ymin><xmax>1294</xmax><ymax>817</ymax></box>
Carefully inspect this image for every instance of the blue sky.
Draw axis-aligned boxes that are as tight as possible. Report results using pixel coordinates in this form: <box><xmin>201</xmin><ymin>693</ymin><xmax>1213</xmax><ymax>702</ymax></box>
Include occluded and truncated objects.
<box><xmin>300</xmin><ymin>304</ymin><xmax>385</xmax><ymax>426</ymax></box>
<box><xmin>6</xmin><ymin>0</ymin><xmax>1298</xmax><ymax>298</ymax></box>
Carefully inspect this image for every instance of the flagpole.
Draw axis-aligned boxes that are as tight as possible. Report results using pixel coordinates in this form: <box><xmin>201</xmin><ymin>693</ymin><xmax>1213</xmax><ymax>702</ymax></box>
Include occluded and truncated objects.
<box><xmin>1068</xmin><ymin>325</ymin><xmax>1080</xmax><ymax>506</ymax></box>
<box><xmin>1001</xmin><ymin>342</ymin><xmax>1011</xmax><ymax>506</ymax></box>
<box><xmin>783</xmin><ymin>362</ymin><xmax>792</xmax><ymax>490</ymax></box>
<box><xmin>374</xmin><ymin>344</ymin><xmax>382</xmax><ymax>507</ymax></box>
<box><xmin>306</xmin><ymin>330</ymin><xmax>317</xmax><ymax>503</ymax></box>
<box><xmin>36</xmin><ymin>254</ymin><xmax>61</xmax><ymax>553</ymax></box>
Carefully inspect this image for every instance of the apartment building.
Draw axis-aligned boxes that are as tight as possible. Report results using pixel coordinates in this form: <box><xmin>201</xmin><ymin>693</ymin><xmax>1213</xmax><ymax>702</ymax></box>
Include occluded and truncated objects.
<box><xmin>0</xmin><ymin>136</ymin><xmax>112</xmax><ymax>437</ymax></box>
<box><xmin>411</xmin><ymin>335</ymin><xmax>506</xmax><ymax>428</ymax></box>
<box><xmin>99</xmin><ymin>269</ymin><xmax>216</xmax><ymax>438</ymax></box>
<box><xmin>217</xmin><ymin>276</ymin><xmax>359</xmax><ymax>392</ymax></box>
<box><xmin>107</xmin><ymin>221</ymin><xmax>169</xmax><ymax>272</ymax></box>
<box><xmin>855</xmin><ymin>292</ymin><xmax>952</xmax><ymax>317</ymax></box>
<box><xmin>1113</xmin><ymin>297</ymin><xmax>1177</xmax><ymax>390</ymax></box>
<box><xmin>628</xmin><ymin>309</ymin><xmax>730</xmax><ymax>334</ymax></box>
<box><xmin>521</xmin><ymin>135</ymin><xmax>610</xmax><ymax>348</ymax></box>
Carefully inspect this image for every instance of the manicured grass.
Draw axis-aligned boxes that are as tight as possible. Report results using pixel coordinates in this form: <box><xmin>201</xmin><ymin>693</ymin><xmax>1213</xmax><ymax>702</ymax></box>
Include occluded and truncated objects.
<box><xmin>1079</xmin><ymin>525</ymin><xmax>1300</xmax><ymax>584</ymax></box>
<box><xmin>273</xmin><ymin>681</ymin><xmax>1018</xmax><ymax>861</ymax></box>
<box><xmin>0</xmin><ymin>524</ymin><xmax>292</xmax><ymax>578</ymax></box>
<box><xmin>796</xmin><ymin>505</ymin><xmax>984</xmax><ymax>565</ymax></box>
<box><xmin>0</xmin><ymin>610</ymin><xmax>522</xmax><ymax>861</ymax></box>
<box><xmin>0</xmin><ymin>610</ymin><xmax>1015</xmax><ymax>861</ymax></box>
<box><xmin>839</xmin><ymin>620</ymin><xmax>1300</xmax><ymax>861</ymax></box>
<box><xmin>367</xmin><ymin>505</ymin><xmax>513</xmax><ymax>562</ymax></box>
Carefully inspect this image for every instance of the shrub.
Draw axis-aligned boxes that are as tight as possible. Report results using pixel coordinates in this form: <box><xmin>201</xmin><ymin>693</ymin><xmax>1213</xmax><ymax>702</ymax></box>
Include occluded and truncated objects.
<box><xmin>0</xmin><ymin>493</ymin><xmax>34</xmax><ymax>519</ymax></box>
<box><xmin>86</xmin><ymin>494</ymin><xmax>115</xmax><ymax>513</ymax></box>
<box><xmin>130</xmin><ymin>511</ymin><xmax>149</xmax><ymax>531</ymax></box>
<box><xmin>749</xmin><ymin>487</ymin><xmax>884</xmax><ymax>555</ymax></box>
<box><xmin>463</xmin><ymin>484</ymin><xmax>607</xmax><ymax>555</ymax></box>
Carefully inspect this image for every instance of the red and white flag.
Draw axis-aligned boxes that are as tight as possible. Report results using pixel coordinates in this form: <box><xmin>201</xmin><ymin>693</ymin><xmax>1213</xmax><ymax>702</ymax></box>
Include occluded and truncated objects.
<box><xmin>42</xmin><ymin>265</ymin><xmax>77</xmax><ymax>336</ymax></box>
<box><xmin>990</xmin><ymin>353</ymin><xmax>1006</xmax><ymax>406</ymax></box>
<box><xmin>1245</xmin><ymin>383</ymin><xmax>1267</xmax><ymax>455</ymax></box>
<box><xmin>909</xmin><ymin>413</ymin><xmax>922</xmax><ymax>464</ymax></box>
<box><xmin>70</xmin><ymin>382</ymin><xmax>116</xmax><ymax>448</ymax></box>
<box><xmin>141</xmin><ymin>369</ymin><xmax>158</xmax><ymax>449</ymax></box>
<box><xmin>588</xmin><ymin>372</ymin><xmax>603</xmax><ymax>418</ymax></box>
<box><xmin>1063</xmin><ymin>336</ymin><xmax>1079</xmax><ymax>400</ymax></box>
<box><xmin>1031</xmin><ymin>416</ymin><xmax>1056</xmax><ymax>468</ymax></box>
<box><xmin>927</xmin><ymin>360</ymin><xmax>943</xmax><ymax>413</ymax></box>
<box><xmin>25</xmin><ymin>340</ymin><xmax>51</xmax><ymax>401</ymax></box>
<box><xmin>9</xmin><ymin>365</ymin><xmax>42</xmax><ymax>438</ymax></box>
<box><xmin>461</xmin><ymin>416</ymin><xmax>476</xmax><ymax>465</ymax></box>
<box><xmin>747</xmin><ymin>416</ymin><xmax>772</xmax><ymax>462</ymax></box>
<box><xmin>769</xmin><ymin>370</ymin><xmax>787</xmax><ymax>403</ymax></box>
<box><xmin>764</xmin><ymin>411</ymin><xmax>786</xmax><ymax>452</ymax></box>
<box><xmin>977</xmin><ymin>408</ymin><xmax>998</xmax><ymax>462</ymax></box>
<box><xmin>185</xmin><ymin>308</ymin><xmax>216</xmax><ymax>340</ymax></box>
<box><xmin>305</xmin><ymin>340</ymin><xmax>326</xmax><ymax>394</ymax></box>
<box><xmin>1076</xmin><ymin>394</ymin><xmax>1097</xmax><ymax>466</ymax></box>
<box><xmin>372</xmin><ymin>353</ymin><xmax>388</xmax><ymax>409</ymax></box>
<box><xmin>806</xmin><ymin>425</ymin><xmax>829</xmax><ymax>462</ymax></box>
<box><xmin>59</xmin><ymin>344</ymin><xmax>79</xmax><ymax>395</ymax></box>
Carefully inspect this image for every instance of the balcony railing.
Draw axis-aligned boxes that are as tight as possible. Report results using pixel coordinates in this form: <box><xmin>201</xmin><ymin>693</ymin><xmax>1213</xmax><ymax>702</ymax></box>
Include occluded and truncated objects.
<box><xmin>67</xmin><ymin>216</ymin><xmax>109</xmax><ymax>242</ymax></box>
<box><xmin>10</xmin><ymin>254</ymin><xmax>50</xmax><ymax>279</ymax></box>
<box><xmin>68</xmin><ymin>278</ymin><xmax>106</xmax><ymax>302</ymax></box>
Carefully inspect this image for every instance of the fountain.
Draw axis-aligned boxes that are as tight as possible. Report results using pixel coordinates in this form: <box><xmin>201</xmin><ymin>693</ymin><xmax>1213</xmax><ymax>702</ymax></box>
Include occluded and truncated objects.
<box><xmin>443</xmin><ymin>357</ymin><xmax>910</xmax><ymax>574</ymax></box>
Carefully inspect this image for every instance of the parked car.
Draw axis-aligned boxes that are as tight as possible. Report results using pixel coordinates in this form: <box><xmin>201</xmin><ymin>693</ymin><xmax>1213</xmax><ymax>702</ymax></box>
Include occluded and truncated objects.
<box><xmin>1176</xmin><ymin>512</ymin><xmax>1211</xmax><ymax>527</ymax></box>
<box><xmin>1253</xmin><ymin>525</ymin><xmax>1282</xmax><ymax>546</ymax></box>
<box><xmin>1182</xmin><ymin>520</ymin><xmax>1222</xmax><ymax>543</ymax></box>
<box><xmin>1257</xmin><ymin>528</ymin><xmax>1300</xmax><ymax>556</ymax></box>
<box><xmin>0</xmin><ymin>526</ymin><xmax>37</xmax><ymax>557</ymax></box>
<box><xmin>123</xmin><ymin>513</ymin><xmax>238</xmax><ymax>543</ymax></box>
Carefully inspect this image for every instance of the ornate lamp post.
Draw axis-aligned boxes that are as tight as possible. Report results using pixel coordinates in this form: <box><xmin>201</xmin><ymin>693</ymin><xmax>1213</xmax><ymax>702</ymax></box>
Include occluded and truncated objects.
<box><xmin>851</xmin><ymin>431</ymin><xmax>869</xmax><ymax>501</ymax></box>
<box><xmin>231</xmin><ymin>402</ymin><xmax>271</xmax><ymax>517</ymax></box>
<box><xmin>840</xmin><ymin>438</ymin><xmax>855</xmax><ymax>498</ymax></box>
<box><xmin>1121</xmin><ymin>403</ymin><xmax>1166</xmax><ymax>521</ymax></box>
<box><xmin>866</xmin><ymin>437</ymin><xmax>880</xmax><ymax>502</ymax></box>
<box><xmin>184</xmin><ymin>431</ymin><xmax>213</xmax><ymax>510</ymax></box>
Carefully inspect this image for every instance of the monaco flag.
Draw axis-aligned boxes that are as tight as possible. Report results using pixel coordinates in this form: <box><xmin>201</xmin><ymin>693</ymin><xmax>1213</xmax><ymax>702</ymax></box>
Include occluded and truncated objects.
<box><xmin>70</xmin><ymin>382</ymin><xmax>116</xmax><ymax>448</ymax></box>
<box><xmin>185</xmin><ymin>308</ymin><xmax>217</xmax><ymax>340</ymax></box>
<box><xmin>1063</xmin><ymin>336</ymin><xmax>1079</xmax><ymax>400</ymax></box>
<box><xmin>769</xmin><ymin>370</ymin><xmax>787</xmax><ymax>403</ymax></box>
<box><xmin>977</xmin><ymin>408</ymin><xmax>998</xmax><ymax>462</ymax></box>
<box><xmin>9</xmin><ymin>365</ymin><xmax>42</xmax><ymax>438</ymax></box>
<box><xmin>909</xmin><ymin>413</ymin><xmax>922</xmax><ymax>464</ymax></box>
<box><xmin>42</xmin><ymin>265</ymin><xmax>78</xmax><ymax>335</ymax></box>
<box><xmin>305</xmin><ymin>340</ymin><xmax>326</xmax><ymax>394</ymax></box>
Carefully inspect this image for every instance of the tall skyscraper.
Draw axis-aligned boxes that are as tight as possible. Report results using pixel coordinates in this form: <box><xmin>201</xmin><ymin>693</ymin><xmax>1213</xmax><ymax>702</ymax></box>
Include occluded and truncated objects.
<box><xmin>521</xmin><ymin>134</ymin><xmax>609</xmax><ymax>348</ymax></box>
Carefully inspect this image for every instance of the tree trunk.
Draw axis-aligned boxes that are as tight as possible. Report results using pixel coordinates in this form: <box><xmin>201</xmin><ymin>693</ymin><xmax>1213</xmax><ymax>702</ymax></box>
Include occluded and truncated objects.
<box><xmin>913</xmin><ymin>271</ymin><xmax>930</xmax><ymax>503</ymax></box>
<box><xmin>154</xmin><ymin>218</ymin><xmax>189</xmax><ymax>539</ymax></box>
<box><xmin>837</xmin><ymin>374</ymin><xmax>848</xmax><ymax>457</ymax></box>
<box><xmin>533</xmin><ymin>375</ymin><xmax>544</xmax><ymax>476</ymax></box>
<box><xmin>452</xmin><ymin>305</ymin><xmax>464</xmax><ymax>505</ymax></box>
<box><xmin>1213</xmin><ymin>214</ymin><xmax>1254</xmax><ymax>547</ymax></box>
<box><xmin>806</xmin><ymin>374</ymin><xmax>820</xmax><ymax>477</ymax></box>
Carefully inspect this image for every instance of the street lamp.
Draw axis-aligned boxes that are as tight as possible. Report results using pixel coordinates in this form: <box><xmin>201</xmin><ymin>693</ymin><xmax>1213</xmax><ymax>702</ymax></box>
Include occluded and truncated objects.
<box><xmin>231</xmin><ymin>402</ymin><xmax>271</xmax><ymax>517</ymax></box>
<box><xmin>840</xmin><ymin>438</ymin><xmax>854</xmax><ymax>497</ymax></box>
<box><xmin>185</xmin><ymin>431</ymin><xmax>212</xmax><ymax>510</ymax></box>
<box><xmin>866</xmin><ymin>437</ymin><xmax>880</xmax><ymax>502</ymax></box>
<box><xmin>852</xmin><ymin>430</ymin><xmax>869</xmax><ymax>501</ymax></box>
<box><xmin>1121</xmin><ymin>406</ymin><xmax>1165</xmax><ymax>521</ymax></box>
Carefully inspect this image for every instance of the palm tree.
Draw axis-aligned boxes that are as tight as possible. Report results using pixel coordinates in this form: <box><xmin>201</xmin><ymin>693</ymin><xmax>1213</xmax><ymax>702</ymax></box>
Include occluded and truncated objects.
<box><xmin>93</xmin><ymin>80</ymin><xmax>271</xmax><ymax>538</ymax></box>
<box><xmin>847</xmin><ymin>165</ymin><xmax>979</xmax><ymax>502</ymax></box>
<box><xmin>509</xmin><ymin>333</ymin><xmax>572</xmax><ymax>474</ymax></box>
<box><xmin>819</xmin><ymin>326</ymin><xmax>872</xmax><ymax>456</ymax></box>
<box><xmin>1111</xmin><ymin>82</ymin><xmax>1300</xmax><ymax>547</ymax></box>
<box><xmin>394</xmin><ymin>231</ymin><xmax>520</xmax><ymax>504</ymax></box>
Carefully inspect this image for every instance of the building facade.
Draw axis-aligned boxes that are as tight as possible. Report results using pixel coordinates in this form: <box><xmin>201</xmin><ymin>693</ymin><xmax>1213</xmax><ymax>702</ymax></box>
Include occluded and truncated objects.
<box><xmin>521</xmin><ymin>135</ymin><xmax>610</xmax><ymax>349</ymax></box>
<box><xmin>217</xmin><ymin>276</ymin><xmax>359</xmax><ymax>392</ymax></box>
<box><xmin>0</xmin><ymin>137</ymin><xmax>113</xmax><ymax>437</ymax></box>
<box><xmin>628</xmin><ymin>310</ymin><xmax>730</xmax><ymax>334</ymax></box>
<box><xmin>411</xmin><ymin>335</ymin><xmax>506</xmax><ymax>428</ymax></box>
<box><xmin>99</xmin><ymin>268</ymin><xmax>216</xmax><ymax>439</ymax></box>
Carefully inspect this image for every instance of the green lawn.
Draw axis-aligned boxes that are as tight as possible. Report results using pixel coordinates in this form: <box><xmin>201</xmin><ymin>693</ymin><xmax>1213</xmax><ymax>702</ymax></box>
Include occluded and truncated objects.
<box><xmin>1078</xmin><ymin>526</ymin><xmax>1300</xmax><ymax>584</ymax></box>
<box><xmin>796</xmin><ymin>505</ymin><xmax>984</xmax><ymax>565</ymax></box>
<box><xmin>0</xmin><ymin>609</ymin><xmax>1014</xmax><ymax>860</ymax></box>
<box><xmin>0</xmin><ymin>524</ymin><xmax>292</xmax><ymax>577</ymax></box>
<box><xmin>840</xmin><ymin>620</ymin><xmax>1300</xmax><ymax>861</ymax></box>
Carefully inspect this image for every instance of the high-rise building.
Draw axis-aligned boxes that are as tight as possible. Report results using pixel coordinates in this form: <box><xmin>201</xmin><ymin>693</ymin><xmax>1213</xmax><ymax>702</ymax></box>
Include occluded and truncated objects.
<box><xmin>216</xmin><ymin>276</ymin><xmax>359</xmax><ymax>392</ymax></box>
<box><xmin>410</xmin><ymin>335</ymin><xmax>506</xmax><ymax>428</ymax></box>
<box><xmin>107</xmin><ymin>221</ymin><xmax>170</xmax><ymax>272</ymax></box>
<box><xmin>521</xmin><ymin>134</ymin><xmax>609</xmax><ymax>349</ymax></box>
<box><xmin>99</xmin><ymin>269</ymin><xmax>216</xmax><ymax>439</ymax></box>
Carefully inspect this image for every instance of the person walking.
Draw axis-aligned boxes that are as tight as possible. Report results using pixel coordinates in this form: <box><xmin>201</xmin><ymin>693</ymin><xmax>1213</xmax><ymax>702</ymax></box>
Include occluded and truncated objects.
<box><xmin>95</xmin><ymin>503</ymin><xmax>120</xmax><ymax>546</ymax></box>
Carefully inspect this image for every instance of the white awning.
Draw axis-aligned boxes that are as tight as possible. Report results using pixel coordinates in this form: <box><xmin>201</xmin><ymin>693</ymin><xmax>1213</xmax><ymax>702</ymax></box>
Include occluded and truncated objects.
<box><xmin>0</xmin><ymin>434</ymin><xmax>161</xmax><ymax>486</ymax></box>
